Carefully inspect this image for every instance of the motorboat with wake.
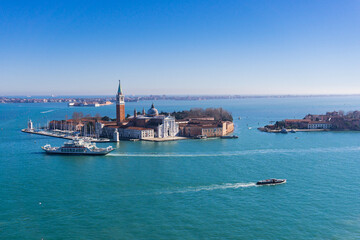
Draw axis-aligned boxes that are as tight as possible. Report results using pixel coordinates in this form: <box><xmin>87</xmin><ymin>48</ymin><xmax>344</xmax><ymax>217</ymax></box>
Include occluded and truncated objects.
<box><xmin>256</xmin><ymin>179</ymin><xmax>286</xmax><ymax>185</ymax></box>
<box><xmin>42</xmin><ymin>138</ymin><xmax>114</xmax><ymax>155</ymax></box>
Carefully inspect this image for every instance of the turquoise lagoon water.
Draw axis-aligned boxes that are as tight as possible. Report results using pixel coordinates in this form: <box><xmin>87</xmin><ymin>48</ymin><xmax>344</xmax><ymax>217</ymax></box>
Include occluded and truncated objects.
<box><xmin>0</xmin><ymin>97</ymin><xmax>359</xmax><ymax>239</ymax></box>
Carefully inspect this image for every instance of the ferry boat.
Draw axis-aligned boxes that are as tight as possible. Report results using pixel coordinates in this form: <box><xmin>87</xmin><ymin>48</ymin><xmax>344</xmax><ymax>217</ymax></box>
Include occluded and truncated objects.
<box><xmin>256</xmin><ymin>179</ymin><xmax>286</xmax><ymax>185</ymax></box>
<box><xmin>42</xmin><ymin>139</ymin><xmax>114</xmax><ymax>155</ymax></box>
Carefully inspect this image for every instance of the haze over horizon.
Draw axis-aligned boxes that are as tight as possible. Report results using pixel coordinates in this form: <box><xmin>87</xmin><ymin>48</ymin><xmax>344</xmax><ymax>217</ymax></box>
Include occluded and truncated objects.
<box><xmin>1</xmin><ymin>0</ymin><xmax>360</xmax><ymax>96</ymax></box>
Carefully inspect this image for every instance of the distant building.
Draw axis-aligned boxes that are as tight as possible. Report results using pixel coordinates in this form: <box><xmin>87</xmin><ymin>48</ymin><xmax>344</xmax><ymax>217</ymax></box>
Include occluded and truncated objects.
<box><xmin>265</xmin><ymin>111</ymin><xmax>351</xmax><ymax>131</ymax></box>
<box><xmin>128</xmin><ymin>103</ymin><xmax>179</xmax><ymax>138</ymax></box>
<box><xmin>308</xmin><ymin>122</ymin><xmax>332</xmax><ymax>129</ymax></box>
<box><xmin>179</xmin><ymin>119</ymin><xmax>234</xmax><ymax>137</ymax></box>
<box><xmin>284</xmin><ymin>119</ymin><xmax>311</xmax><ymax>129</ymax></box>
<box><xmin>287</xmin><ymin>113</ymin><xmax>333</xmax><ymax>129</ymax></box>
<box><xmin>100</xmin><ymin>103</ymin><xmax>179</xmax><ymax>140</ymax></box>
<box><xmin>27</xmin><ymin>119</ymin><xmax>33</xmax><ymax>131</ymax></box>
<box><xmin>119</xmin><ymin>126</ymin><xmax>154</xmax><ymax>139</ymax></box>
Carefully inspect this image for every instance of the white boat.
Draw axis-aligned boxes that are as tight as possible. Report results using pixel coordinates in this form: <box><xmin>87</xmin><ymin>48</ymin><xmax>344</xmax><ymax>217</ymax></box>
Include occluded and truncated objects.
<box><xmin>42</xmin><ymin>138</ymin><xmax>114</xmax><ymax>155</ymax></box>
<box><xmin>280</xmin><ymin>128</ymin><xmax>288</xmax><ymax>133</ymax></box>
<box><xmin>195</xmin><ymin>135</ymin><xmax>207</xmax><ymax>139</ymax></box>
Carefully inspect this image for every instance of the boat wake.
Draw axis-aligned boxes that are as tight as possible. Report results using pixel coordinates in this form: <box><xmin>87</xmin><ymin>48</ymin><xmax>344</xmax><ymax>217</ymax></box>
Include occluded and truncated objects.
<box><xmin>40</xmin><ymin>110</ymin><xmax>55</xmax><ymax>114</ymax></box>
<box><xmin>108</xmin><ymin>146</ymin><xmax>360</xmax><ymax>158</ymax></box>
<box><xmin>157</xmin><ymin>182</ymin><xmax>257</xmax><ymax>195</ymax></box>
<box><xmin>117</xmin><ymin>182</ymin><xmax>257</xmax><ymax>197</ymax></box>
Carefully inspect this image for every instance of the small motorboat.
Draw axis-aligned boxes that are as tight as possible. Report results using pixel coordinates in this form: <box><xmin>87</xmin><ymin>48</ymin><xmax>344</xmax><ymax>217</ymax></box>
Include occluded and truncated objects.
<box><xmin>290</xmin><ymin>129</ymin><xmax>296</xmax><ymax>133</ymax></box>
<box><xmin>280</xmin><ymin>128</ymin><xmax>288</xmax><ymax>134</ymax></box>
<box><xmin>221</xmin><ymin>135</ymin><xmax>239</xmax><ymax>139</ymax></box>
<box><xmin>195</xmin><ymin>135</ymin><xmax>207</xmax><ymax>139</ymax></box>
<box><xmin>256</xmin><ymin>179</ymin><xmax>286</xmax><ymax>185</ymax></box>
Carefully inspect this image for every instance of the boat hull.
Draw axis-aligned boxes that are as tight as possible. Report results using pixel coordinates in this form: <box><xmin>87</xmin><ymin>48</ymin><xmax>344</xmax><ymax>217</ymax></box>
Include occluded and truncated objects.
<box><xmin>221</xmin><ymin>135</ymin><xmax>239</xmax><ymax>139</ymax></box>
<box><xmin>42</xmin><ymin>148</ymin><xmax>114</xmax><ymax>156</ymax></box>
<box><xmin>256</xmin><ymin>179</ymin><xmax>286</xmax><ymax>185</ymax></box>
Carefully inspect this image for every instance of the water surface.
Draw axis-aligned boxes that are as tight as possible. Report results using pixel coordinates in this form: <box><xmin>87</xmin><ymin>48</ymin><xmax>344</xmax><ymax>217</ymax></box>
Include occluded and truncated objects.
<box><xmin>0</xmin><ymin>97</ymin><xmax>359</xmax><ymax>239</ymax></box>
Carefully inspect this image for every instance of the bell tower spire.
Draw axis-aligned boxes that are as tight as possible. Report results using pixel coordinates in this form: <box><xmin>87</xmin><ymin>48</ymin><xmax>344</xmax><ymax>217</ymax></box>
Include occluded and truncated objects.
<box><xmin>116</xmin><ymin>80</ymin><xmax>125</xmax><ymax>125</ymax></box>
<box><xmin>117</xmin><ymin>80</ymin><xmax>123</xmax><ymax>95</ymax></box>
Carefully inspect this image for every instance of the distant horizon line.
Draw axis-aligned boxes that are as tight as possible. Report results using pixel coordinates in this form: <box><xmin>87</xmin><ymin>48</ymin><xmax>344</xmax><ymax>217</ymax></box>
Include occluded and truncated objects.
<box><xmin>3</xmin><ymin>93</ymin><xmax>360</xmax><ymax>98</ymax></box>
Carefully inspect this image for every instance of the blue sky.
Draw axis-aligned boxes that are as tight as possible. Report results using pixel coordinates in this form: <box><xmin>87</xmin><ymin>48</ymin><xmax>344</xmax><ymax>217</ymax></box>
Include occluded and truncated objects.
<box><xmin>1</xmin><ymin>0</ymin><xmax>360</xmax><ymax>95</ymax></box>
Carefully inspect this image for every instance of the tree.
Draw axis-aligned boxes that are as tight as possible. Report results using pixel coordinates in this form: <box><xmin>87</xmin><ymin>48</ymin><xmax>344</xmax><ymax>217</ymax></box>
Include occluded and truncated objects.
<box><xmin>101</xmin><ymin>116</ymin><xmax>110</xmax><ymax>121</ymax></box>
<box><xmin>275</xmin><ymin>121</ymin><xmax>285</xmax><ymax>128</ymax></box>
<box><xmin>160</xmin><ymin>108</ymin><xmax>233</xmax><ymax>121</ymax></box>
<box><xmin>72</xmin><ymin>112</ymin><xmax>84</xmax><ymax>123</ymax></box>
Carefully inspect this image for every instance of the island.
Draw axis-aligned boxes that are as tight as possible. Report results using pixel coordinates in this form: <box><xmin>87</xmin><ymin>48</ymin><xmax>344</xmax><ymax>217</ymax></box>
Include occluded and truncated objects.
<box><xmin>22</xmin><ymin>81</ymin><xmax>235</xmax><ymax>142</ymax></box>
<box><xmin>259</xmin><ymin>110</ymin><xmax>360</xmax><ymax>133</ymax></box>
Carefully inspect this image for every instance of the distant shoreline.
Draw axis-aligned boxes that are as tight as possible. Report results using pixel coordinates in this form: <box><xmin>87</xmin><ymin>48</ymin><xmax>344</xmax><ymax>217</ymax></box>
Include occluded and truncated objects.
<box><xmin>3</xmin><ymin>93</ymin><xmax>360</xmax><ymax>98</ymax></box>
<box><xmin>258</xmin><ymin>128</ymin><xmax>360</xmax><ymax>133</ymax></box>
<box><xmin>2</xmin><ymin>94</ymin><xmax>360</xmax><ymax>104</ymax></box>
<box><xmin>258</xmin><ymin>128</ymin><xmax>329</xmax><ymax>133</ymax></box>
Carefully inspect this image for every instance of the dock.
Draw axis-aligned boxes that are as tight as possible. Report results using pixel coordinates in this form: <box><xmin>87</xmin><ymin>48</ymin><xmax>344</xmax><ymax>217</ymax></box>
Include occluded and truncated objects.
<box><xmin>142</xmin><ymin>136</ymin><xmax>190</xmax><ymax>142</ymax></box>
<box><xmin>21</xmin><ymin>129</ymin><xmax>111</xmax><ymax>142</ymax></box>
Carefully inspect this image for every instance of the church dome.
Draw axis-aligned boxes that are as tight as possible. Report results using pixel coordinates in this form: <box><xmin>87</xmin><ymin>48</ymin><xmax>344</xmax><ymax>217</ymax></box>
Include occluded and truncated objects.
<box><xmin>147</xmin><ymin>103</ymin><xmax>159</xmax><ymax>116</ymax></box>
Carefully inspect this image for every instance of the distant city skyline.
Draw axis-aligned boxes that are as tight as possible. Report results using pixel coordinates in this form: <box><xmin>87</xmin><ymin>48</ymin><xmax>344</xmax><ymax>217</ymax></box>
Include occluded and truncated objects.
<box><xmin>1</xmin><ymin>0</ymin><xmax>360</xmax><ymax>96</ymax></box>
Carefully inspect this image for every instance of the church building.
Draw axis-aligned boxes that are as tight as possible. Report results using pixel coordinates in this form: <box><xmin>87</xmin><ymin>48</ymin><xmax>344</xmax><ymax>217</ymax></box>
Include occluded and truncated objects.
<box><xmin>129</xmin><ymin>103</ymin><xmax>179</xmax><ymax>138</ymax></box>
<box><xmin>98</xmin><ymin>81</ymin><xmax>180</xmax><ymax>140</ymax></box>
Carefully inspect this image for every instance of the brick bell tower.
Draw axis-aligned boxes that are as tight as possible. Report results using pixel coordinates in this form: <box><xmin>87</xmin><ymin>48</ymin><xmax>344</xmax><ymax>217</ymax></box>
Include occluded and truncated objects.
<box><xmin>116</xmin><ymin>80</ymin><xmax>125</xmax><ymax>125</ymax></box>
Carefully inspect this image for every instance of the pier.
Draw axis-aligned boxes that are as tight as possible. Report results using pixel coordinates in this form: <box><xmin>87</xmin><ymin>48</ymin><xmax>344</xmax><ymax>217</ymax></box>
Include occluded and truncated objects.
<box><xmin>21</xmin><ymin>129</ymin><xmax>111</xmax><ymax>142</ymax></box>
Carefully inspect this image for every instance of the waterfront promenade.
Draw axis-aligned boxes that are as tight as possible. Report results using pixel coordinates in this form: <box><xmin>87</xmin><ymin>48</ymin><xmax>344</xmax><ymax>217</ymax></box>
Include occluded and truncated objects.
<box><xmin>21</xmin><ymin>128</ymin><xmax>193</xmax><ymax>142</ymax></box>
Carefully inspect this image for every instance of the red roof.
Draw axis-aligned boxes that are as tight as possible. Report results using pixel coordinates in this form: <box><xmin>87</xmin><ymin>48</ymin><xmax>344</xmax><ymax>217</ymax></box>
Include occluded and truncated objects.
<box><xmin>103</xmin><ymin>122</ymin><xmax>118</xmax><ymax>126</ymax></box>
<box><xmin>106</xmin><ymin>125</ymin><xmax>119</xmax><ymax>129</ymax></box>
<box><xmin>284</xmin><ymin>119</ymin><xmax>310</xmax><ymax>123</ymax></box>
<box><xmin>308</xmin><ymin>121</ymin><xmax>331</xmax><ymax>124</ymax></box>
<box><xmin>125</xmin><ymin>126</ymin><xmax>153</xmax><ymax>131</ymax></box>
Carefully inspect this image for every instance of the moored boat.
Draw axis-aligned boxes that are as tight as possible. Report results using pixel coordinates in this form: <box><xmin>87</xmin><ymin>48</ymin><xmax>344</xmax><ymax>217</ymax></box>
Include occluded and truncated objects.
<box><xmin>195</xmin><ymin>135</ymin><xmax>207</xmax><ymax>139</ymax></box>
<box><xmin>256</xmin><ymin>179</ymin><xmax>286</xmax><ymax>185</ymax></box>
<box><xmin>42</xmin><ymin>138</ymin><xmax>114</xmax><ymax>155</ymax></box>
<box><xmin>221</xmin><ymin>135</ymin><xmax>239</xmax><ymax>139</ymax></box>
<box><xmin>280</xmin><ymin>128</ymin><xmax>288</xmax><ymax>134</ymax></box>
